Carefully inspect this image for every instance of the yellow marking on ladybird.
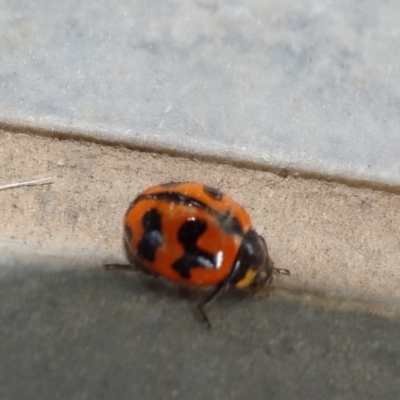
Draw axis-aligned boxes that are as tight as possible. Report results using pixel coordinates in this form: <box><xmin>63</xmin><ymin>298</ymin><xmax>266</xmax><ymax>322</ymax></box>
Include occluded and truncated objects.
<box><xmin>235</xmin><ymin>268</ymin><xmax>258</xmax><ymax>288</ymax></box>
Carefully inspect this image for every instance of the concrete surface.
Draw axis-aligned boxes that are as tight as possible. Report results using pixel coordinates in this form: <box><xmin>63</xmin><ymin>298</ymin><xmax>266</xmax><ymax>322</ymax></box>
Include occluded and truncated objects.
<box><xmin>1</xmin><ymin>131</ymin><xmax>400</xmax><ymax>310</ymax></box>
<box><xmin>2</xmin><ymin>0</ymin><xmax>400</xmax><ymax>397</ymax></box>
<box><xmin>1</xmin><ymin>0</ymin><xmax>400</xmax><ymax>186</ymax></box>
<box><xmin>1</xmin><ymin>254</ymin><xmax>400</xmax><ymax>400</ymax></box>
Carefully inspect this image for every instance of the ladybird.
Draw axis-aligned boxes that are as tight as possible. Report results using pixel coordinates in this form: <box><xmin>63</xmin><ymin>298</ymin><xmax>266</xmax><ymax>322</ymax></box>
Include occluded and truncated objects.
<box><xmin>117</xmin><ymin>182</ymin><xmax>289</xmax><ymax>327</ymax></box>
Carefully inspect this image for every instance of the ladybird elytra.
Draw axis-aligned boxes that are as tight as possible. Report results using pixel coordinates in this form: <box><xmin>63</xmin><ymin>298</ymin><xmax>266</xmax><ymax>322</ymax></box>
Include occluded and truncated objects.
<box><xmin>120</xmin><ymin>182</ymin><xmax>289</xmax><ymax>326</ymax></box>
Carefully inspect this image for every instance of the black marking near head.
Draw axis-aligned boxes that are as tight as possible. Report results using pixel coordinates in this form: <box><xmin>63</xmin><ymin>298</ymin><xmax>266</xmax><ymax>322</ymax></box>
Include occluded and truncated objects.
<box><xmin>229</xmin><ymin>229</ymin><xmax>268</xmax><ymax>286</ymax></box>
<box><xmin>137</xmin><ymin>208</ymin><xmax>163</xmax><ymax>262</ymax></box>
<box><xmin>203</xmin><ymin>185</ymin><xmax>223</xmax><ymax>200</ymax></box>
<box><xmin>172</xmin><ymin>219</ymin><xmax>216</xmax><ymax>279</ymax></box>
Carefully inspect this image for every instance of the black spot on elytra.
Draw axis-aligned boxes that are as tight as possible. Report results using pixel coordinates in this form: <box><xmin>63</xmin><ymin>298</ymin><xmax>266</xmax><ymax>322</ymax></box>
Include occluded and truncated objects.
<box><xmin>172</xmin><ymin>219</ymin><xmax>216</xmax><ymax>279</ymax></box>
<box><xmin>137</xmin><ymin>209</ymin><xmax>163</xmax><ymax>262</ymax></box>
<box><xmin>217</xmin><ymin>212</ymin><xmax>244</xmax><ymax>236</ymax></box>
<box><xmin>203</xmin><ymin>185</ymin><xmax>223</xmax><ymax>200</ymax></box>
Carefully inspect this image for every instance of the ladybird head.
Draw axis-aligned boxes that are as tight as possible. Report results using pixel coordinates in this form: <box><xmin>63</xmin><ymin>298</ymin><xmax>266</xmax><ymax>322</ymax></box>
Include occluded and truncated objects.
<box><xmin>230</xmin><ymin>229</ymin><xmax>274</xmax><ymax>291</ymax></box>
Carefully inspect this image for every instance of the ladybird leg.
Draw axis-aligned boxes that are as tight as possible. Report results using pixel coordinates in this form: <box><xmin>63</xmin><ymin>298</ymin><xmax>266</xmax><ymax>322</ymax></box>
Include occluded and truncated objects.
<box><xmin>196</xmin><ymin>305</ymin><xmax>212</xmax><ymax>329</ymax></box>
<box><xmin>273</xmin><ymin>267</ymin><xmax>291</xmax><ymax>276</ymax></box>
<box><xmin>196</xmin><ymin>281</ymin><xmax>228</xmax><ymax>329</ymax></box>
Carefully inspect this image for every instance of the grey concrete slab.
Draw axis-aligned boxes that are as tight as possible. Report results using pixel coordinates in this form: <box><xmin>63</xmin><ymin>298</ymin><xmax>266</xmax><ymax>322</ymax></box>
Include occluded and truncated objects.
<box><xmin>1</xmin><ymin>256</ymin><xmax>400</xmax><ymax>400</ymax></box>
<box><xmin>1</xmin><ymin>1</ymin><xmax>400</xmax><ymax>187</ymax></box>
<box><xmin>2</xmin><ymin>133</ymin><xmax>400</xmax><ymax>309</ymax></box>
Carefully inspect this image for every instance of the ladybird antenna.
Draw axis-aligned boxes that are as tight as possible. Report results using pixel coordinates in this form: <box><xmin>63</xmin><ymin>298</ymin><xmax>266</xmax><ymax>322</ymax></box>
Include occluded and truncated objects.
<box><xmin>273</xmin><ymin>267</ymin><xmax>291</xmax><ymax>276</ymax></box>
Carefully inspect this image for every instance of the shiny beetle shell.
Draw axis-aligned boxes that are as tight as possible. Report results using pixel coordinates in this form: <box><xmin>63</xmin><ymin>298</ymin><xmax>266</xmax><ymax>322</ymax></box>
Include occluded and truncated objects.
<box><xmin>123</xmin><ymin>182</ymin><xmax>274</xmax><ymax>290</ymax></box>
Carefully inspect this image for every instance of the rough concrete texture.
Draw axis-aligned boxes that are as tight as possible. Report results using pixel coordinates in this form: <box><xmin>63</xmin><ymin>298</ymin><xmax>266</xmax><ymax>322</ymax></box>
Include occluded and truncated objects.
<box><xmin>1</xmin><ymin>131</ymin><xmax>400</xmax><ymax>310</ymax></box>
<box><xmin>1</xmin><ymin>258</ymin><xmax>400</xmax><ymax>400</ymax></box>
<box><xmin>1</xmin><ymin>0</ymin><xmax>400</xmax><ymax>186</ymax></box>
<box><xmin>2</xmin><ymin>131</ymin><xmax>400</xmax><ymax>400</ymax></box>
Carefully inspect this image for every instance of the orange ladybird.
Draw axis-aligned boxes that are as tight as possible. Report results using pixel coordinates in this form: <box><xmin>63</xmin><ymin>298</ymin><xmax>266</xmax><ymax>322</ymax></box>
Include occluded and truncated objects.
<box><xmin>122</xmin><ymin>182</ymin><xmax>289</xmax><ymax>326</ymax></box>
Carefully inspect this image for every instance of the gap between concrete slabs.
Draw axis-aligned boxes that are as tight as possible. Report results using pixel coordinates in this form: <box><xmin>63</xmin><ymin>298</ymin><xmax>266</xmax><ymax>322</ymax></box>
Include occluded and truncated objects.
<box><xmin>1</xmin><ymin>130</ymin><xmax>400</xmax><ymax>313</ymax></box>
